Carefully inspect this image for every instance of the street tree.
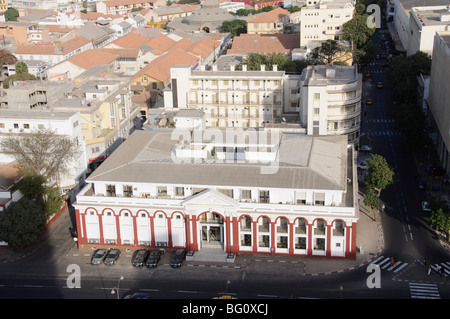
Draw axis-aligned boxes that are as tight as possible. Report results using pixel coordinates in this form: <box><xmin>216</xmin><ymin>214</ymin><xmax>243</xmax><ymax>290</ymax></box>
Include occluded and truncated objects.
<box><xmin>363</xmin><ymin>188</ymin><xmax>383</xmax><ymax>221</ymax></box>
<box><xmin>430</xmin><ymin>208</ymin><xmax>450</xmax><ymax>240</ymax></box>
<box><xmin>0</xmin><ymin>197</ymin><xmax>48</xmax><ymax>250</ymax></box>
<box><xmin>311</xmin><ymin>40</ymin><xmax>352</xmax><ymax>65</ymax></box>
<box><xmin>0</xmin><ymin>128</ymin><xmax>80</xmax><ymax>187</ymax></box>
<box><xmin>364</xmin><ymin>154</ymin><xmax>395</xmax><ymax>195</ymax></box>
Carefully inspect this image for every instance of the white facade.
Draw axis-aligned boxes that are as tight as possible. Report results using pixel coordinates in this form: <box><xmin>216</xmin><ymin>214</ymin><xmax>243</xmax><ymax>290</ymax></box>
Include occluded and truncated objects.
<box><xmin>0</xmin><ymin>111</ymin><xmax>87</xmax><ymax>190</ymax></box>
<box><xmin>74</xmin><ymin>129</ymin><xmax>359</xmax><ymax>259</ymax></box>
<box><xmin>164</xmin><ymin>64</ymin><xmax>301</xmax><ymax>128</ymax></box>
<box><xmin>299</xmin><ymin>64</ymin><xmax>362</xmax><ymax>145</ymax></box>
<box><xmin>299</xmin><ymin>0</ymin><xmax>354</xmax><ymax>47</ymax></box>
<box><xmin>407</xmin><ymin>6</ymin><xmax>450</xmax><ymax>56</ymax></box>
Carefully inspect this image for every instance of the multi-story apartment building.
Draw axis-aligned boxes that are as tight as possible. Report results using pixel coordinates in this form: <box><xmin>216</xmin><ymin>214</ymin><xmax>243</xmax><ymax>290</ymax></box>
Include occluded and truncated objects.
<box><xmin>0</xmin><ymin>109</ymin><xmax>87</xmax><ymax>192</ymax></box>
<box><xmin>407</xmin><ymin>6</ymin><xmax>450</xmax><ymax>56</ymax></box>
<box><xmin>246</xmin><ymin>7</ymin><xmax>290</xmax><ymax>34</ymax></box>
<box><xmin>299</xmin><ymin>64</ymin><xmax>362</xmax><ymax>145</ymax></box>
<box><xmin>299</xmin><ymin>0</ymin><xmax>354</xmax><ymax>47</ymax></box>
<box><xmin>427</xmin><ymin>31</ymin><xmax>450</xmax><ymax>174</ymax></box>
<box><xmin>96</xmin><ymin>0</ymin><xmax>155</xmax><ymax>16</ymax></box>
<box><xmin>73</xmin><ymin>129</ymin><xmax>359</xmax><ymax>259</ymax></box>
<box><xmin>0</xmin><ymin>22</ymin><xmax>43</xmax><ymax>45</ymax></box>
<box><xmin>53</xmin><ymin>78</ymin><xmax>142</xmax><ymax>166</ymax></box>
<box><xmin>164</xmin><ymin>64</ymin><xmax>301</xmax><ymax>128</ymax></box>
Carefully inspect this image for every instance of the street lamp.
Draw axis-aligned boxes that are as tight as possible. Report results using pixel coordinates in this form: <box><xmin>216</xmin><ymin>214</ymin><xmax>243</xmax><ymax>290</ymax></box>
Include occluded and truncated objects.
<box><xmin>111</xmin><ymin>276</ymin><xmax>124</xmax><ymax>299</ymax></box>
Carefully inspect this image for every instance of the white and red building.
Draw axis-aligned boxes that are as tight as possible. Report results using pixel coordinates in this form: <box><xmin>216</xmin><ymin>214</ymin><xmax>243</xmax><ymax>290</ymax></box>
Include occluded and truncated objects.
<box><xmin>74</xmin><ymin>128</ymin><xmax>359</xmax><ymax>259</ymax></box>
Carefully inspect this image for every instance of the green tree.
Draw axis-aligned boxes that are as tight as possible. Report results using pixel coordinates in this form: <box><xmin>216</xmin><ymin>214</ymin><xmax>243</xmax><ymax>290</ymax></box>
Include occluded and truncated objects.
<box><xmin>363</xmin><ymin>188</ymin><xmax>383</xmax><ymax>221</ymax></box>
<box><xmin>15</xmin><ymin>61</ymin><xmax>28</xmax><ymax>74</ymax></box>
<box><xmin>16</xmin><ymin>174</ymin><xmax>47</xmax><ymax>202</ymax></box>
<box><xmin>4</xmin><ymin>8</ymin><xmax>19</xmax><ymax>22</ymax></box>
<box><xmin>0</xmin><ymin>197</ymin><xmax>48</xmax><ymax>250</ymax></box>
<box><xmin>430</xmin><ymin>208</ymin><xmax>450</xmax><ymax>238</ymax></box>
<box><xmin>387</xmin><ymin>51</ymin><xmax>431</xmax><ymax>103</ymax></box>
<box><xmin>221</xmin><ymin>19</ymin><xmax>247</xmax><ymax>37</ymax></box>
<box><xmin>342</xmin><ymin>14</ymin><xmax>375</xmax><ymax>50</ymax></box>
<box><xmin>364</xmin><ymin>154</ymin><xmax>395</xmax><ymax>195</ymax></box>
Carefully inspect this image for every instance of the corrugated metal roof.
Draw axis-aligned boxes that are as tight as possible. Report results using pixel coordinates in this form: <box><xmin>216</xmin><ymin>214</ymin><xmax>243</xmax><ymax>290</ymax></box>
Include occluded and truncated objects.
<box><xmin>87</xmin><ymin>130</ymin><xmax>347</xmax><ymax>191</ymax></box>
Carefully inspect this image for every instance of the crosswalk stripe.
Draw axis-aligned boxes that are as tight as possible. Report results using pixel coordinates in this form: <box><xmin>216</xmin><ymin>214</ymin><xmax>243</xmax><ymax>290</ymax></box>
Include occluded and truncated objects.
<box><xmin>409</xmin><ymin>283</ymin><xmax>440</xmax><ymax>299</ymax></box>
<box><xmin>370</xmin><ymin>256</ymin><xmax>408</xmax><ymax>272</ymax></box>
<box><xmin>393</xmin><ymin>262</ymin><xmax>408</xmax><ymax>273</ymax></box>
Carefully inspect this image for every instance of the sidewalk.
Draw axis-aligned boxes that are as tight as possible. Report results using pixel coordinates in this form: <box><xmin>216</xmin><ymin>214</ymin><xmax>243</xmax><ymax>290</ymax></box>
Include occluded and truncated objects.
<box><xmin>0</xmin><ymin>200</ymin><xmax>384</xmax><ymax>276</ymax></box>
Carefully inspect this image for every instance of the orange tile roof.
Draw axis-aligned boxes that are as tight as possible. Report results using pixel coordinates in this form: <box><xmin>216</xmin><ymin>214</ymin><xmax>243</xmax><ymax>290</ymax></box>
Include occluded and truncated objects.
<box><xmin>108</xmin><ymin>32</ymin><xmax>153</xmax><ymax>49</ymax></box>
<box><xmin>227</xmin><ymin>33</ymin><xmax>299</xmax><ymax>55</ymax></box>
<box><xmin>145</xmin><ymin>34</ymin><xmax>176</xmax><ymax>54</ymax></box>
<box><xmin>68</xmin><ymin>48</ymin><xmax>118</xmax><ymax>69</ymax></box>
<box><xmin>247</xmin><ymin>7</ymin><xmax>290</xmax><ymax>23</ymax></box>
<box><xmin>99</xmin><ymin>47</ymin><xmax>140</xmax><ymax>59</ymax></box>
<box><xmin>133</xmin><ymin>48</ymin><xmax>198</xmax><ymax>83</ymax></box>
<box><xmin>186</xmin><ymin>37</ymin><xmax>220</xmax><ymax>59</ymax></box>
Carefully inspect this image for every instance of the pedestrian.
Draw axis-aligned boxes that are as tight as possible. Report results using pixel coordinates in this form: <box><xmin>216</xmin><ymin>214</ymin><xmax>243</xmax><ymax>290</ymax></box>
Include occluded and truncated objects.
<box><xmin>423</xmin><ymin>258</ymin><xmax>428</xmax><ymax>266</ymax></box>
<box><xmin>73</xmin><ymin>237</ymin><xmax>78</xmax><ymax>249</ymax></box>
<box><xmin>390</xmin><ymin>257</ymin><xmax>395</xmax><ymax>265</ymax></box>
<box><xmin>428</xmin><ymin>264</ymin><xmax>432</xmax><ymax>275</ymax></box>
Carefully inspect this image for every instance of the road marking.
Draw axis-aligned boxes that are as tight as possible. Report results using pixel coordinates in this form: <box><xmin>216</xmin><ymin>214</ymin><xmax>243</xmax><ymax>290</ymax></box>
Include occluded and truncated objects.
<box><xmin>257</xmin><ymin>294</ymin><xmax>277</xmax><ymax>298</ymax></box>
<box><xmin>178</xmin><ymin>290</ymin><xmax>198</xmax><ymax>294</ymax></box>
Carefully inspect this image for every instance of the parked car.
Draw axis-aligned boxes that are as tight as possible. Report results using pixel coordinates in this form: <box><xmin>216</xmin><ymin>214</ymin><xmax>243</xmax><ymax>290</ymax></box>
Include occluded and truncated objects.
<box><xmin>146</xmin><ymin>250</ymin><xmax>162</xmax><ymax>268</ymax></box>
<box><xmin>422</xmin><ymin>201</ymin><xmax>431</xmax><ymax>212</ymax></box>
<box><xmin>91</xmin><ymin>249</ymin><xmax>108</xmax><ymax>265</ymax></box>
<box><xmin>104</xmin><ymin>249</ymin><xmax>121</xmax><ymax>265</ymax></box>
<box><xmin>357</xmin><ymin>155</ymin><xmax>370</xmax><ymax>170</ymax></box>
<box><xmin>364</xmin><ymin>71</ymin><xmax>371</xmax><ymax>77</ymax></box>
<box><xmin>366</xmin><ymin>98</ymin><xmax>373</xmax><ymax>105</ymax></box>
<box><xmin>377</xmin><ymin>81</ymin><xmax>383</xmax><ymax>88</ymax></box>
<box><xmin>170</xmin><ymin>249</ymin><xmax>186</xmax><ymax>268</ymax></box>
<box><xmin>124</xmin><ymin>293</ymin><xmax>150</xmax><ymax>299</ymax></box>
<box><xmin>359</xmin><ymin>145</ymin><xmax>372</xmax><ymax>153</ymax></box>
<box><xmin>131</xmin><ymin>249</ymin><xmax>149</xmax><ymax>267</ymax></box>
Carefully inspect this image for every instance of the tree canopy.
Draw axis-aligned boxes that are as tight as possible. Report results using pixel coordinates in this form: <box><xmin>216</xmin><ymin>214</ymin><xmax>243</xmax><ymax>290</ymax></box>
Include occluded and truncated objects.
<box><xmin>0</xmin><ymin>197</ymin><xmax>48</xmax><ymax>250</ymax></box>
<box><xmin>387</xmin><ymin>51</ymin><xmax>431</xmax><ymax>103</ymax></box>
<box><xmin>364</xmin><ymin>154</ymin><xmax>395</xmax><ymax>194</ymax></box>
<box><xmin>0</xmin><ymin>128</ymin><xmax>80</xmax><ymax>186</ymax></box>
<box><xmin>221</xmin><ymin>20</ymin><xmax>247</xmax><ymax>38</ymax></box>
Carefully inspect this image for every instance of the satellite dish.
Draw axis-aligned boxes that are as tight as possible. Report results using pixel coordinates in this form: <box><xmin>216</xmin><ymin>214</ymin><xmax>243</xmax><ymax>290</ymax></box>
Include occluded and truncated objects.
<box><xmin>282</xmin><ymin>117</ymin><xmax>286</xmax><ymax>122</ymax></box>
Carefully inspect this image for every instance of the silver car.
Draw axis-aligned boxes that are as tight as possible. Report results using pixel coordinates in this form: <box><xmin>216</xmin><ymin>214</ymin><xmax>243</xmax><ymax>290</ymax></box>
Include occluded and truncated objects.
<box><xmin>91</xmin><ymin>249</ymin><xmax>108</xmax><ymax>265</ymax></box>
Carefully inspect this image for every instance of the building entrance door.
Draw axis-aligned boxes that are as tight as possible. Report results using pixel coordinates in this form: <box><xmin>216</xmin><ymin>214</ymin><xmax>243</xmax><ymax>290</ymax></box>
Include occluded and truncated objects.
<box><xmin>199</xmin><ymin>212</ymin><xmax>224</xmax><ymax>249</ymax></box>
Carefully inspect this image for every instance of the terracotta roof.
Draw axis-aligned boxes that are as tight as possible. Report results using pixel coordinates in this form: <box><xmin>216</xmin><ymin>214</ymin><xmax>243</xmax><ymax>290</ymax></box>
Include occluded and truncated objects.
<box><xmin>67</xmin><ymin>48</ymin><xmax>118</xmax><ymax>69</ymax></box>
<box><xmin>133</xmin><ymin>48</ymin><xmax>198</xmax><ymax>83</ymax></box>
<box><xmin>15</xmin><ymin>35</ymin><xmax>91</xmax><ymax>55</ymax></box>
<box><xmin>186</xmin><ymin>37</ymin><xmax>220</xmax><ymax>59</ymax></box>
<box><xmin>227</xmin><ymin>33</ymin><xmax>299</xmax><ymax>55</ymax></box>
<box><xmin>99</xmin><ymin>47</ymin><xmax>140</xmax><ymax>59</ymax></box>
<box><xmin>247</xmin><ymin>7</ymin><xmax>290</xmax><ymax>23</ymax></box>
<box><xmin>108</xmin><ymin>32</ymin><xmax>152</xmax><ymax>49</ymax></box>
<box><xmin>145</xmin><ymin>34</ymin><xmax>176</xmax><ymax>54</ymax></box>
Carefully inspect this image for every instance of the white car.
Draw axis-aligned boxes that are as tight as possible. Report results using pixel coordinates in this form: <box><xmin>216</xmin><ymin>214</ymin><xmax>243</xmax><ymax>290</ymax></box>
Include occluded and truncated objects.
<box><xmin>359</xmin><ymin>145</ymin><xmax>372</xmax><ymax>153</ymax></box>
<box><xmin>357</xmin><ymin>155</ymin><xmax>370</xmax><ymax>170</ymax></box>
<box><xmin>422</xmin><ymin>201</ymin><xmax>431</xmax><ymax>212</ymax></box>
